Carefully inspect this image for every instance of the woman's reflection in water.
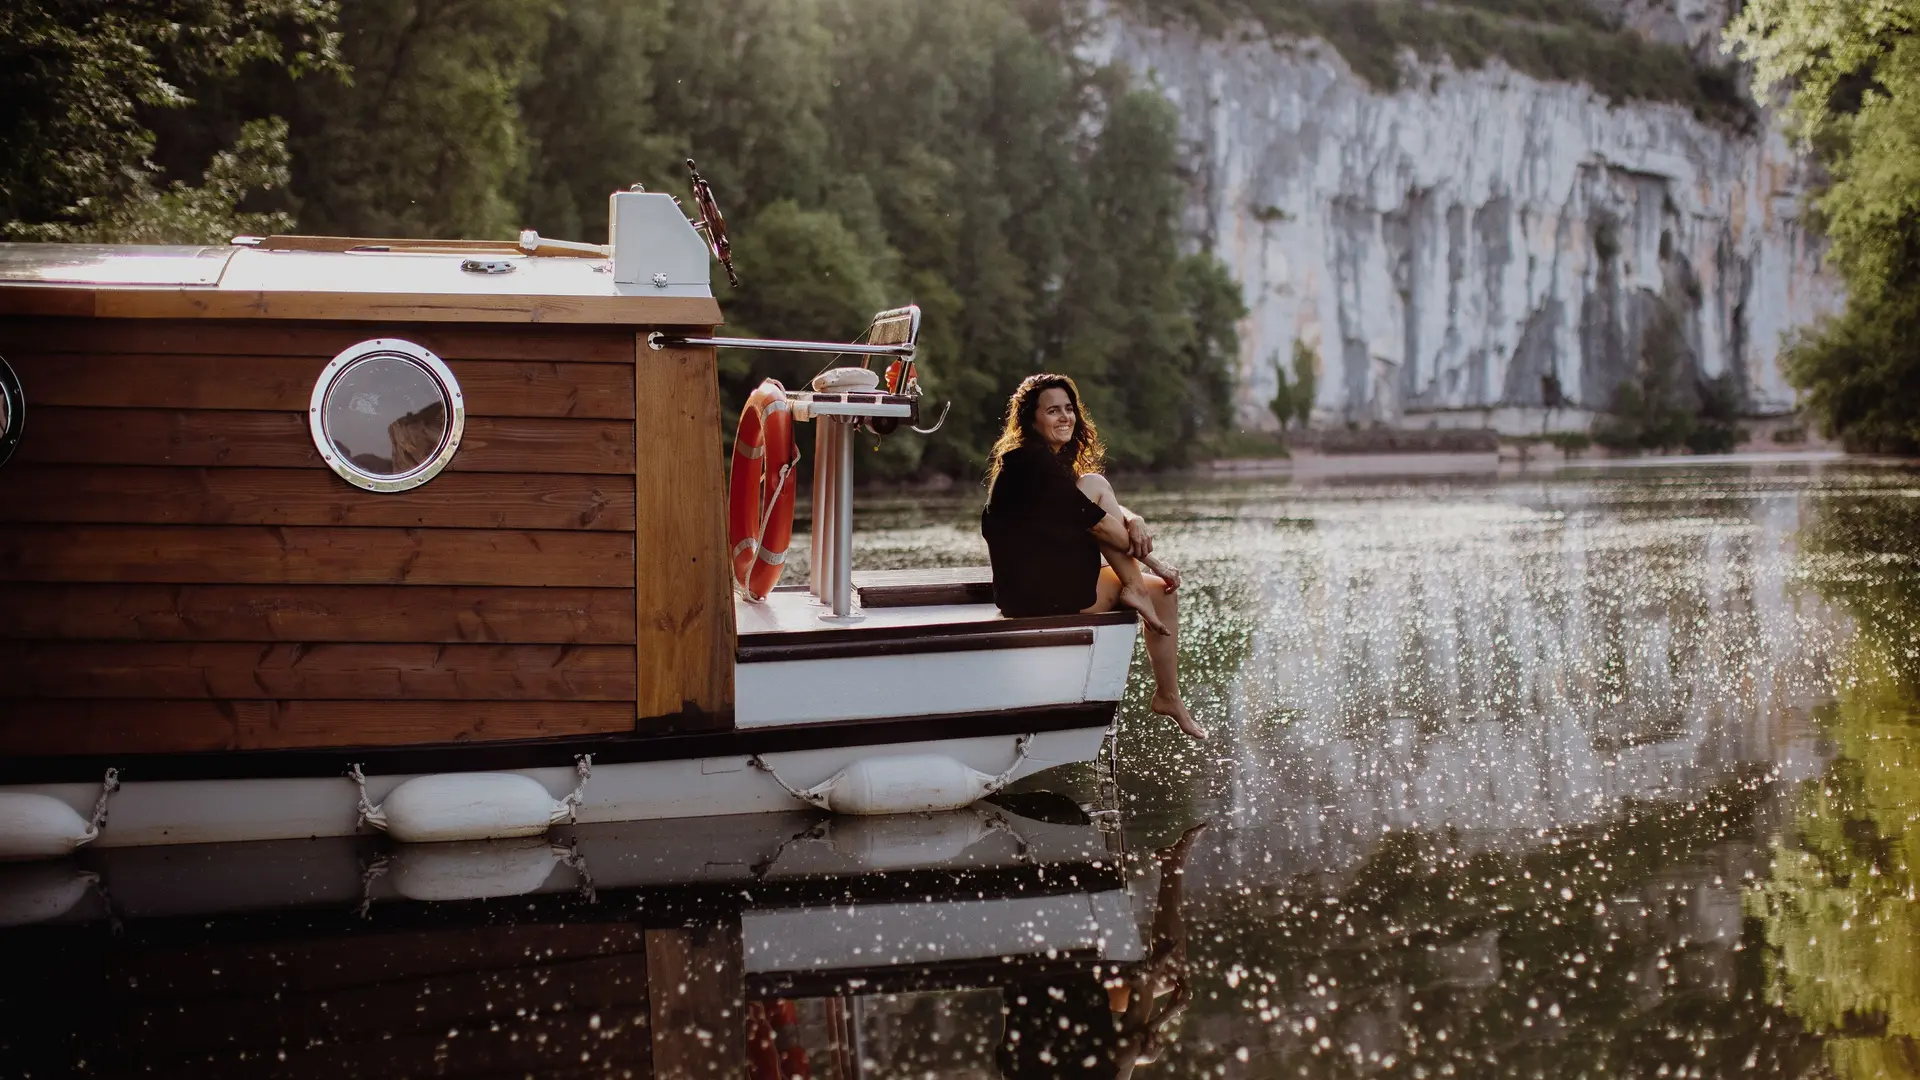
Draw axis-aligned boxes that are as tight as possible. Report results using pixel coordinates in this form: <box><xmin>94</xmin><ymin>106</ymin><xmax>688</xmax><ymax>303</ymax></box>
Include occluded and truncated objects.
<box><xmin>998</xmin><ymin>822</ymin><xmax>1208</xmax><ymax>1079</ymax></box>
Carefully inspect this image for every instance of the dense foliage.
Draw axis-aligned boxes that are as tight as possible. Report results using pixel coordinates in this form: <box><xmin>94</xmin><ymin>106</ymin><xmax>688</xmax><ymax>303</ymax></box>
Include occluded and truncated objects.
<box><xmin>1267</xmin><ymin>339</ymin><xmax>1317</xmax><ymax>431</ymax></box>
<box><xmin>0</xmin><ymin>1</ymin><xmax>338</xmax><ymax>243</ymax></box>
<box><xmin>1727</xmin><ymin>0</ymin><xmax>1920</xmax><ymax>454</ymax></box>
<box><xmin>0</xmin><ymin>0</ymin><xmax>1248</xmax><ymax>479</ymax></box>
<box><xmin>1761</xmin><ymin>489</ymin><xmax>1920</xmax><ymax>1077</ymax></box>
<box><xmin>1591</xmin><ymin>306</ymin><xmax>1743</xmax><ymax>455</ymax></box>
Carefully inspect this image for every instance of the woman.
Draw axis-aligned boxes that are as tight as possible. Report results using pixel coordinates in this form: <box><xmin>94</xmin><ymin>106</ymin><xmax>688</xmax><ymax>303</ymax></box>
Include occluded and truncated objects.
<box><xmin>981</xmin><ymin>374</ymin><xmax>1204</xmax><ymax>741</ymax></box>
<box><xmin>995</xmin><ymin>821</ymin><xmax>1208</xmax><ymax>1080</ymax></box>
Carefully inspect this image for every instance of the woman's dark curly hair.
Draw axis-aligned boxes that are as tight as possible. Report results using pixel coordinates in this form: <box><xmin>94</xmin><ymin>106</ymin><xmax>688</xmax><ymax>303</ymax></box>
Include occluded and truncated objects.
<box><xmin>985</xmin><ymin>373</ymin><xmax>1106</xmax><ymax>485</ymax></box>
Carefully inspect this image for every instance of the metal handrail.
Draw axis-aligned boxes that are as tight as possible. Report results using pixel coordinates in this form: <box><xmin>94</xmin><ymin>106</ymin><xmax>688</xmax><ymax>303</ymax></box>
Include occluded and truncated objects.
<box><xmin>647</xmin><ymin>331</ymin><xmax>914</xmax><ymax>358</ymax></box>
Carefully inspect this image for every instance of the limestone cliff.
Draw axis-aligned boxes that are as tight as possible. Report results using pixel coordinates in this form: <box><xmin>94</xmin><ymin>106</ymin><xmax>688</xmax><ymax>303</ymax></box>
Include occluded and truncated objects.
<box><xmin>1093</xmin><ymin>5</ymin><xmax>1841</xmax><ymax>430</ymax></box>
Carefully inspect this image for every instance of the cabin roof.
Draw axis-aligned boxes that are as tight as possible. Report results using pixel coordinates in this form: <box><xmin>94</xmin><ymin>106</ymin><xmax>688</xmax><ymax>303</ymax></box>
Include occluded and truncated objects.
<box><xmin>0</xmin><ymin>239</ymin><xmax>722</xmax><ymax>326</ymax></box>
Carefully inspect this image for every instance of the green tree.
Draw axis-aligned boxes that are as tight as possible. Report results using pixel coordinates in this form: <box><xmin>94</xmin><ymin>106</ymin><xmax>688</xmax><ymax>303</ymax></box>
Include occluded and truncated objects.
<box><xmin>8</xmin><ymin>118</ymin><xmax>297</xmax><ymax>244</ymax></box>
<box><xmin>0</xmin><ymin>0</ymin><xmax>338</xmax><ymax>241</ymax></box>
<box><xmin>1269</xmin><ymin>353</ymin><xmax>1295</xmax><ymax>431</ymax></box>
<box><xmin>12</xmin><ymin>0</ymin><xmax>1250</xmax><ymax>480</ymax></box>
<box><xmin>277</xmin><ymin>0</ymin><xmax>551</xmax><ymax>240</ymax></box>
<box><xmin>1289</xmin><ymin>337</ymin><xmax>1318</xmax><ymax>429</ymax></box>
<box><xmin>1590</xmin><ymin>305</ymin><xmax>1743</xmax><ymax>454</ymax></box>
<box><xmin>518</xmin><ymin>0</ymin><xmax>675</xmax><ymax>244</ymax></box>
<box><xmin>1727</xmin><ymin>0</ymin><xmax>1920</xmax><ymax>453</ymax></box>
<box><xmin>1756</xmin><ymin>491</ymin><xmax>1920</xmax><ymax>1077</ymax></box>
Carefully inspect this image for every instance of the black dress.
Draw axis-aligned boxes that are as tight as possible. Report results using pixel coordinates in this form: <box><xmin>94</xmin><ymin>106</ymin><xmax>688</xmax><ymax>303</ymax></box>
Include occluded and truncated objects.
<box><xmin>982</xmin><ymin>442</ymin><xmax>1107</xmax><ymax>616</ymax></box>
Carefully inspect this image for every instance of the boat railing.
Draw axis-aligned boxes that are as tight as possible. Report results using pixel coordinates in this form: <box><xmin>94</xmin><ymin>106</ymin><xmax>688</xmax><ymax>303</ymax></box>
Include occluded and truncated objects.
<box><xmin>652</xmin><ymin>306</ymin><xmax>934</xmax><ymax>621</ymax></box>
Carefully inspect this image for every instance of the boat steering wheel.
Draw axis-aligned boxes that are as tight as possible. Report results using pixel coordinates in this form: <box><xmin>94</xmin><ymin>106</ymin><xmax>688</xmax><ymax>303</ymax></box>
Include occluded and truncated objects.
<box><xmin>686</xmin><ymin>158</ymin><xmax>739</xmax><ymax>288</ymax></box>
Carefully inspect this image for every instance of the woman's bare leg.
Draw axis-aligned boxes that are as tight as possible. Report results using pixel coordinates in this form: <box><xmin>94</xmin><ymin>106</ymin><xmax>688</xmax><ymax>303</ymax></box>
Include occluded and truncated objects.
<box><xmin>1078</xmin><ymin>476</ymin><xmax>1205</xmax><ymax>740</ymax></box>
<box><xmin>1086</xmin><ymin>545</ymin><xmax>1171</xmax><ymax>636</ymax></box>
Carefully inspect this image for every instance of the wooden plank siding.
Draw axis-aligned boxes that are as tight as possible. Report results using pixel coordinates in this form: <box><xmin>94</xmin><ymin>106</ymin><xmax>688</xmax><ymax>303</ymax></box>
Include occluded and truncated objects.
<box><xmin>0</xmin><ymin>700</ymin><xmax>640</xmax><ymax>754</ymax></box>
<box><xmin>0</xmin><ymin>584</ymin><xmax>635</xmax><ymax>643</ymax></box>
<box><xmin>0</xmin><ymin>525</ymin><xmax>635</xmax><ymax>586</ymax></box>
<box><xmin>16</xmin><ymin>408</ymin><xmax>636</xmax><ymax>474</ymax></box>
<box><xmin>0</xmin><ymin>317</ymin><xmax>703</xmax><ymax>756</ymax></box>
<box><xmin>0</xmin><ymin>642</ymin><xmax>638</xmax><ymax>700</ymax></box>
<box><xmin>9</xmin><ymin>353</ymin><xmax>635</xmax><ymax>418</ymax></box>
<box><xmin>0</xmin><ymin>466</ymin><xmax>636</xmax><ymax>530</ymax></box>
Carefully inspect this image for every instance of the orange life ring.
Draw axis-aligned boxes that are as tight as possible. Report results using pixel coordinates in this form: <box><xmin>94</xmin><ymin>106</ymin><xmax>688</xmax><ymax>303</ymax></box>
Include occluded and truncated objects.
<box><xmin>747</xmin><ymin>999</ymin><xmax>808</xmax><ymax>1080</ymax></box>
<box><xmin>729</xmin><ymin>379</ymin><xmax>799</xmax><ymax>600</ymax></box>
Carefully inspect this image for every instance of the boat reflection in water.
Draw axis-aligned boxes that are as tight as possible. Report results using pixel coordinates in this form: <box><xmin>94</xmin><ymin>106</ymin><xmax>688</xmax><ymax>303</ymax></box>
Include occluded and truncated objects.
<box><xmin>0</xmin><ymin>797</ymin><xmax>1214</xmax><ymax>1079</ymax></box>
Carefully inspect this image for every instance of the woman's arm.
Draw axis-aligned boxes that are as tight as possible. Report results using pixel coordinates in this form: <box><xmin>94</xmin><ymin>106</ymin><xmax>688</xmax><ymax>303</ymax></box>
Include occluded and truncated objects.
<box><xmin>1077</xmin><ymin>473</ymin><xmax>1153</xmax><ymax>557</ymax></box>
<box><xmin>1089</xmin><ymin>510</ymin><xmax>1132</xmax><ymax>550</ymax></box>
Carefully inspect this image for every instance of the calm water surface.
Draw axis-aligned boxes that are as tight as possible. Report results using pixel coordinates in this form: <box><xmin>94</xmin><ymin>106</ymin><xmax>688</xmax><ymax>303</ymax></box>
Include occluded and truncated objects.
<box><xmin>7</xmin><ymin>461</ymin><xmax>1918</xmax><ymax>1079</ymax></box>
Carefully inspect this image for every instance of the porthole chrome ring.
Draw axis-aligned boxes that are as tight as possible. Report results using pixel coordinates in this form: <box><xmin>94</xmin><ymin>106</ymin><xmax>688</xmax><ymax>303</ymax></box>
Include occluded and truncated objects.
<box><xmin>0</xmin><ymin>356</ymin><xmax>23</xmax><ymax>469</ymax></box>
<box><xmin>309</xmin><ymin>338</ymin><xmax>466</xmax><ymax>493</ymax></box>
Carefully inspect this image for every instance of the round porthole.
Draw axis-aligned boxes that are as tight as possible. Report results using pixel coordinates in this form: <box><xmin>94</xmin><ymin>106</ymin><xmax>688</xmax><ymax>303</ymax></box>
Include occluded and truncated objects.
<box><xmin>0</xmin><ymin>356</ymin><xmax>23</xmax><ymax>468</ymax></box>
<box><xmin>310</xmin><ymin>339</ymin><xmax>465</xmax><ymax>492</ymax></box>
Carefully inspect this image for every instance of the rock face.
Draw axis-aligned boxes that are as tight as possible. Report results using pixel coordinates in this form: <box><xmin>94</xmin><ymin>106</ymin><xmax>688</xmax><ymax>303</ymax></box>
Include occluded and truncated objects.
<box><xmin>1092</xmin><ymin>9</ymin><xmax>1841</xmax><ymax>430</ymax></box>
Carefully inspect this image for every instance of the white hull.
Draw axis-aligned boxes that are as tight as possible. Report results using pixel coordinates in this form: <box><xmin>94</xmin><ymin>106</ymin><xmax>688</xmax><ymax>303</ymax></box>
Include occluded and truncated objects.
<box><xmin>737</xmin><ymin>621</ymin><xmax>1136</xmax><ymax>726</ymax></box>
<box><xmin>6</xmin><ymin>726</ymin><xmax>1107</xmax><ymax>849</ymax></box>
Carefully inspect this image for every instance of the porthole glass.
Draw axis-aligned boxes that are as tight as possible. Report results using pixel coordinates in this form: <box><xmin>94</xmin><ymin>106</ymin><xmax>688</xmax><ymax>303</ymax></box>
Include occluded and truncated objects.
<box><xmin>0</xmin><ymin>356</ymin><xmax>22</xmax><ymax>468</ymax></box>
<box><xmin>310</xmin><ymin>339</ymin><xmax>464</xmax><ymax>492</ymax></box>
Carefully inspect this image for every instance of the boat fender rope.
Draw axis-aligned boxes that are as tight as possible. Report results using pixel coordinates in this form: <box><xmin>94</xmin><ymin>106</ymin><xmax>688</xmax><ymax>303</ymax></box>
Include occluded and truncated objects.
<box><xmin>76</xmin><ymin>768</ymin><xmax>120</xmax><ymax>848</ymax></box>
<box><xmin>550</xmin><ymin>837</ymin><xmax>597</xmax><ymax>903</ymax></box>
<box><xmin>357</xmin><ymin>852</ymin><xmax>391</xmax><ymax>919</ymax></box>
<box><xmin>747</xmin><ymin>755</ymin><xmax>833</xmax><ymax>811</ymax></box>
<box><xmin>551</xmin><ymin>755</ymin><xmax>593</xmax><ymax>825</ymax></box>
<box><xmin>979</xmin><ymin>808</ymin><xmax>1036</xmax><ymax>865</ymax></box>
<box><xmin>984</xmin><ymin>734</ymin><xmax>1035</xmax><ymax>794</ymax></box>
<box><xmin>749</xmin><ymin>735</ymin><xmax>1034</xmax><ymax>812</ymax></box>
<box><xmin>347</xmin><ymin>764</ymin><xmax>389</xmax><ymax>833</ymax></box>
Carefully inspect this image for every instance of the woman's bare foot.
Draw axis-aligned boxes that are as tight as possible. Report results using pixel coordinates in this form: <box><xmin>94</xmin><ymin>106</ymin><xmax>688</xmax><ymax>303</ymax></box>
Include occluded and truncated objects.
<box><xmin>1119</xmin><ymin>582</ymin><xmax>1172</xmax><ymax>635</ymax></box>
<box><xmin>1152</xmin><ymin>691</ymin><xmax>1207</xmax><ymax>741</ymax></box>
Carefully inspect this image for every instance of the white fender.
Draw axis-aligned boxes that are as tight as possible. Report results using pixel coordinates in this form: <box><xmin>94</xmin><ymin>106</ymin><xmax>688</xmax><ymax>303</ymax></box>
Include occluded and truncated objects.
<box><xmin>804</xmin><ymin>753</ymin><xmax>1002</xmax><ymax>816</ymax></box>
<box><xmin>826</xmin><ymin>809</ymin><xmax>994</xmax><ymax>868</ymax></box>
<box><xmin>389</xmin><ymin>837</ymin><xmax>562</xmax><ymax>901</ymax></box>
<box><xmin>0</xmin><ymin>794</ymin><xmax>96</xmax><ymax>860</ymax></box>
<box><xmin>0</xmin><ymin>864</ymin><xmax>95</xmax><ymax>926</ymax></box>
<box><xmin>378</xmin><ymin>773</ymin><xmax>565</xmax><ymax>843</ymax></box>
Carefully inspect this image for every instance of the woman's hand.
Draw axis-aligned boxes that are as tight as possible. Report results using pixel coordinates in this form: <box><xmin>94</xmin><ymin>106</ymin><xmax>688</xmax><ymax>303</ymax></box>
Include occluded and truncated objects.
<box><xmin>1143</xmin><ymin>556</ymin><xmax>1181</xmax><ymax>592</ymax></box>
<box><xmin>1125</xmin><ymin>513</ymin><xmax>1153</xmax><ymax>558</ymax></box>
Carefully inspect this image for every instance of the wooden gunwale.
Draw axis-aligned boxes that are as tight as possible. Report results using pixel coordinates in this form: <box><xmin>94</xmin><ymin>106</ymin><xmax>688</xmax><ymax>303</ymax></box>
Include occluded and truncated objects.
<box><xmin>737</xmin><ymin>626</ymin><xmax>1096</xmax><ymax>663</ymax></box>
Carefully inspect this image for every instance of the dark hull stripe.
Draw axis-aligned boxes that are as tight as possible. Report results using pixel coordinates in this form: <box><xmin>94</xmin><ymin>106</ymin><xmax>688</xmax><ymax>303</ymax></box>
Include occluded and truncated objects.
<box><xmin>0</xmin><ymin>700</ymin><xmax>1118</xmax><ymax>785</ymax></box>
<box><xmin>738</xmin><ymin>626</ymin><xmax>1093</xmax><ymax>663</ymax></box>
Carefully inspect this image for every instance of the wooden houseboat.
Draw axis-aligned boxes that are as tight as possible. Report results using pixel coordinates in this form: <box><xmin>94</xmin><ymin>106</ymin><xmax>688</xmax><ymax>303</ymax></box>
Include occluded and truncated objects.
<box><xmin>0</xmin><ymin>173</ymin><xmax>1137</xmax><ymax>855</ymax></box>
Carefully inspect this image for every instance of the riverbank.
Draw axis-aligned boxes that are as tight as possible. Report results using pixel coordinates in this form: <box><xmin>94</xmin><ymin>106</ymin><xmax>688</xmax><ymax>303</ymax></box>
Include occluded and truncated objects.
<box><xmin>1202</xmin><ymin>448</ymin><xmax>1901</xmax><ymax>479</ymax></box>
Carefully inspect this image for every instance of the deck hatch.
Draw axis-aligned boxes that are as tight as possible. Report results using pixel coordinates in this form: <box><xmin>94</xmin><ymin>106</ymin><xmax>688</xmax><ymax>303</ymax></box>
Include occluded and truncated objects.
<box><xmin>309</xmin><ymin>338</ymin><xmax>466</xmax><ymax>492</ymax></box>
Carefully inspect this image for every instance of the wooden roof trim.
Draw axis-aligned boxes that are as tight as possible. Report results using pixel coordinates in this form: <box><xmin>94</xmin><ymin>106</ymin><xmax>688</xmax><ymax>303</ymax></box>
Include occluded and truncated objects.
<box><xmin>256</xmin><ymin>235</ymin><xmax>606</xmax><ymax>259</ymax></box>
<box><xmin>0</xmin><ymin>284</ymin><xmax>723</xmax><ymax>326</ymax></box>
<box><xmin>257</xmin><ymin>235</ymin><xmax>524</xmax><ymax>254</ymax></box>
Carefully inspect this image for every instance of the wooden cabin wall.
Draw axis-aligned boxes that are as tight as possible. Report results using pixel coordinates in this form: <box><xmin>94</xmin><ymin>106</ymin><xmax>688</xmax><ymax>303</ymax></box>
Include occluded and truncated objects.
<box><xmin>0</xmin><ymin>317</ymin><xmax>733</xmax><ymax>757</ymax></box>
